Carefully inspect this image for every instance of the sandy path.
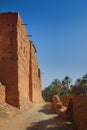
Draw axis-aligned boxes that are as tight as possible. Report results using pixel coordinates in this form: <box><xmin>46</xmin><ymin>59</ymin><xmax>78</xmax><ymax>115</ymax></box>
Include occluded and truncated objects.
<box><xmin>0</xmin><ymin>103</ymin><xmax>76</xmax><ymax>130</ymax></box>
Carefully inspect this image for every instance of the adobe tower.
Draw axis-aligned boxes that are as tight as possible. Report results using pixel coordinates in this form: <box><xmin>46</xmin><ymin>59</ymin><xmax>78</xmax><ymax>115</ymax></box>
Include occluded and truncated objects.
<box><xmin>0</xmin><ymin>12</ymin><xmax>42</xmax><ymax>109</ymax></box>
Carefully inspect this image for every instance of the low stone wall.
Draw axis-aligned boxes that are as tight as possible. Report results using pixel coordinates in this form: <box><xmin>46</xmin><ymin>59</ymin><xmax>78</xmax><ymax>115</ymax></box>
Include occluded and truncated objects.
<box><xmin>0</xmin><ymin>82</ymin><xmax>6</xmax><ymax>103</ymax></box>
<box><xmin>72</xmin><ymin>94</ymin><xmax>87</xmax><ymax>130</ymax></box>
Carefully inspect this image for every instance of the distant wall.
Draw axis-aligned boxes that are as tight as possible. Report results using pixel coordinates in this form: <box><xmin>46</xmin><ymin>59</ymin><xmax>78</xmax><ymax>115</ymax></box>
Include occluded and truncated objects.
<box><xmin>0</xmin><ymin>82</ymin><xmax>6</xmax><ymax>103</ymax></box>
<box><xmin>72</xmin><ymin>94</ymin><xmax>87</xmax><ymax>130</ymax></box>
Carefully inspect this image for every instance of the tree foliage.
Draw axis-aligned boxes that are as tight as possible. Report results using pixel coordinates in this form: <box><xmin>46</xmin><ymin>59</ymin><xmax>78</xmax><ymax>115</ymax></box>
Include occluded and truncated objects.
<box><xmin>42</xmin><ymin>79</ymin><xmax>62</xmax><ymax>101</ymax></box>
<box><xmin>74</xmin><ymin>74</ymin><xmax>87</xmax><ymax>94</ymax></box>
<box><xmin>42</xmin><ymin>74</ymin><xmax>87</xmax><ymax>101</ymax></box>
<box><xmin>62</xmin><ymin>76</ymin><xmax>71</xmax><ymax>88</ymax></box>
<box><xmin>42</xmin><ymin>76</ymin><xmax>72</xmax><ymax>101</ymax></box>
<box><xmin>75</xmin><ymin>74</ymin><xmax>87</xmax><ymax>88</ymax></box>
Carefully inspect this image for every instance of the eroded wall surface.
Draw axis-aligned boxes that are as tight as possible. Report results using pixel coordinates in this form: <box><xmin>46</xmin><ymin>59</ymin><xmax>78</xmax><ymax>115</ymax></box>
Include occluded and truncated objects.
<box><xmin>17</xmin><ymin>14</ymin><xmax>30</xmax><ymax>109</ymax></box>
<box><xmin>0</xmin><ymin>12</ymin><xmax>42</xmax><ymax>109</ymax></box>
<box><xmin>72</xmin><ymin>94</ymin><xmax>87</xmax><ymax>130</ymax></box>
<box><xmin>60</xmin><ymin>95</ymin><xmax>72</xmax><ymax>107</ymax></box>
<box><xmin>0</xmin><ymin>13</ymin><xmax>19</xmax><ymax>107</ymax></box>
<box><xmin>29</xmin><ymin>42</ymin><xmax>42</xmax><ymax>103</ymax></box>
<box><xmin>0</xmin><ymin>82</ymin><xmax>6</xmax><ymax>103</ymax></box>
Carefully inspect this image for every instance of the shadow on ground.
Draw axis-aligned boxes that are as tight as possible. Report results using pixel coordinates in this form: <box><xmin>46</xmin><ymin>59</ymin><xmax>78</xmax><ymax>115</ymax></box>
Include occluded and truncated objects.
<box><xmin>38</xmin><ymin>103</ymin><xmax>54</xmax><ymax>115</ymax></box>
<box><xmin>26</xmin><ymin>117</ymin><xmax>77</xmax><ymax>130</ymax></box>
<box><xmin>26</xmin><ymin>105</ymin><xmax>77</xmax><ymax>130</ymax></box>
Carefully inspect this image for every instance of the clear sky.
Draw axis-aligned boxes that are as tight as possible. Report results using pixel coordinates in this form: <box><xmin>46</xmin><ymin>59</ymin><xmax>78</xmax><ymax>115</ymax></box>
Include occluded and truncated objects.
<box><xmin>0</xmin><ymin>0</ymin><xmax>87</xmax><ymax>89</ymax></box>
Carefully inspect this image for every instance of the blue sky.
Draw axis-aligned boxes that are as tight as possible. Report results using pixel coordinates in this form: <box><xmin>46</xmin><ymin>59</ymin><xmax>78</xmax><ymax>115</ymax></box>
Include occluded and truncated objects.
<box><xmin>0</xmin><ymin>0</ymin><xmax>87</xmax><ymax>88</ymax></box>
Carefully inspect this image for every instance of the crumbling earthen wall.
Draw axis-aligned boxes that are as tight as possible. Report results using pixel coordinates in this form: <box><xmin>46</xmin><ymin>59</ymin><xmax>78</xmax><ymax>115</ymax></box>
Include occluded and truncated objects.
<box><xmin>30</xmin><ymin>42</ymin><xmax>42</xmax><ymax>103</ymax></box>
<box><xmin>72</xmin><ymin>94</ymin><xmax>87</xmax><ymax>130</ymax></box>
<box><xmin>17</xmin><ymin>14</ymin><xmax>30</xmax><ymax>109</ymax></box>
<box><xmin>0</xmin><ymin>13</ymin><xmax>19</xmax><ymax>107</ymax></box>
<box><xmin>0</xmin><ymin>12</ymin><xmax>42</xmax><ymax>109</ymax></box>
<box><xmin>60</xmin><ymin>95</ymin><xmax>71</xmax><ymax>107</ymax></box>
<box><xmin>0</xmin><ymin>82</ymin><xmax>6</xmax><ymax>103</ymax></box>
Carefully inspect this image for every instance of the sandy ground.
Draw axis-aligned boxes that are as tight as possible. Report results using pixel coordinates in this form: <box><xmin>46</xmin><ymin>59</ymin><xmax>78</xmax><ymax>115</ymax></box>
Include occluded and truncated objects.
<box><xmin>0</xmin><ymin>102</ymin><xmax>77</xmax><ymax>130</ymax></box>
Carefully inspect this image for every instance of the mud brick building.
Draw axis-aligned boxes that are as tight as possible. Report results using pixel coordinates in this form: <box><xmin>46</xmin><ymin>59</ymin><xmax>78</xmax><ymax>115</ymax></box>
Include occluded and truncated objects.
<box><xmin>0</xmin><ymin>12</ymin><xmax>42</xmax><ymax>109</ymax></box>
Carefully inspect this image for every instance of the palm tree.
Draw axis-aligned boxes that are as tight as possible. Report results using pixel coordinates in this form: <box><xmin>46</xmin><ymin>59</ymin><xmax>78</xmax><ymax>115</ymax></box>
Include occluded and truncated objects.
<box><xmin>62</xmin><ymin>76</ymin><xmax>72</xmax><ymax>95</ymax></box>
<box><xmin>82</xmin><ymin>74</ymin><xmax>87</xmax><ymax>80</ymax></box>
<box><xmin>75</xmin><ymin>78</ymin><xmax>82</xmax><ymax>86</ymax></box>
<box><xmin>62</xmin><ymin>76</ymin><xmax>71</xmax><ymax>88</ymax></box>
<box><xmin>82</xmin><ymin>74</ymin><xmax>87</xmax><ymax>94</ymax></box>
<box><xmin>75</xmin><ymin>74</ymin><xmax>87</xmax><ymax>95</ymax></box>
<box><xmin>81</xmin><ymin>74</ymin><xmax>87</xmax><ymax>88</ymax></box>
<box><xmin>51</xmin><ymin>79</ymin><xmax>62</xmax><ymax>95</ymax></box>
<box><xmin>42</xmin><ymin>79</ymin><xmax>62</xmax><ymax>100</ymax></box>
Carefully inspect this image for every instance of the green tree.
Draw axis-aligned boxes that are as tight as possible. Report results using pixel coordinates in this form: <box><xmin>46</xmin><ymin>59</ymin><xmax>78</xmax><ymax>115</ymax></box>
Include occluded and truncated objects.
<box><xmin>42</xmin><ymin>77</ymin><xmax>72</xmax><ymax>101</ymax></box>
<box><xmin>42</xmin><ymin>79</ymin><xmax>62</xmax><ymax>101</ymax></box>
<box><xmin>62</xmin><ymin>76</ymin><xmax>72</xmax><ymax>95</ymax></box>
<box><xmin>42</xmin><ymin>85</ymin><xmax>52</xmax><ymax>100</ymax></box>
<box><xmin>75</xmin><ymin>74</ymin><xmax>87</xmax><ymax>94</ymax></box>
<box><xmin>75</xmin><ymin>78</ymin><xmax>82</xmax><ymax>86</ymax></box>
<box><xmin>62</xmin><ymin>76</ymin><xmax>71</xmax><ymax>88</ymax></box>
<box><xmin>81</xmin><ymin>74</ymin><xmax>87</xmax><ymax>87</ymax></box>
<box><xmin>51</xmin><ymin>79</ymin><xmax>62</xmax><ymax>95</ymax></box>
<box><xmin>75</xmin><ymin>74</ymin><xmax>87</xmax><ymax>88</ymax></box>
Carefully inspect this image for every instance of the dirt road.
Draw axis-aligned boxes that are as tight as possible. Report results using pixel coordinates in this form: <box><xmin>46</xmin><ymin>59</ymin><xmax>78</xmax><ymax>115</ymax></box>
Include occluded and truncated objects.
<box><xmin>0</xmin><ymin>103</ymin><xmax>76</xmax><ymax>130</ymax></box>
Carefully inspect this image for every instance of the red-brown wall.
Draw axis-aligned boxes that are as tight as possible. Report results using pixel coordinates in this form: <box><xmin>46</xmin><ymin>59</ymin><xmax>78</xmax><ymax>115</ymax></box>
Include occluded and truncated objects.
<box><xmin>29</xmin><ymin>42</ymin><xmax>42</xmax><ymax>103</ymax></box>
<box><xmin>72</xmin><ymin>94</ymin><xmax>87</xmax><ymax>130</ymax></box>
<box><xmin>0</xmin><ymin>13</ymin><xmax>19</xmax><ymax>107</ymax></box>
<box><xmin>17</xmin><ymin>14</ymin><xmax>30</xmax><ymax>109</ymax></box>
<box><xmin>0</xmin><ymin>12</ymin><xmax>42</xmax><ymax>109</ymax></box>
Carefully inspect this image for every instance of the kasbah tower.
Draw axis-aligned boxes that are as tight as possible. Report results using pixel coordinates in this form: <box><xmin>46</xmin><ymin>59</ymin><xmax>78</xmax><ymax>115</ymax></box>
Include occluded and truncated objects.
<box><xmin>0</xmin><ymin>12</ymin><xmax>43</xmax><ymax>109</ymax></box>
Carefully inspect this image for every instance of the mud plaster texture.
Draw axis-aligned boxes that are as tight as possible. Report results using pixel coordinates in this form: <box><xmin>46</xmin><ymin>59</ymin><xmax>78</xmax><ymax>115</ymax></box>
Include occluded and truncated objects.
<box><xmin>0</xmin><ymin>12</ymin><xmax>42</xmax><ymax>109</ymax></box>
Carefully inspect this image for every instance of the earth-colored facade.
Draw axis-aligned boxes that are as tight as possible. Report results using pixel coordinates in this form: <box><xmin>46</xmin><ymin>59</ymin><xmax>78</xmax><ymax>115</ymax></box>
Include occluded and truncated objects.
<box><xmin>0</xmin><ymin>12</ymin><xmax>42</xmax><ymax>109</ymax></box>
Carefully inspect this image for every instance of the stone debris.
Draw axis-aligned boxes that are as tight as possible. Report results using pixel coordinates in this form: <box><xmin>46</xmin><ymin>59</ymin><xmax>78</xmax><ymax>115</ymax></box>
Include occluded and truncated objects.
<box><xmin>52</xmin><ymin>95</ymin><xmax>64</xmax><ymax>114</ymax></box>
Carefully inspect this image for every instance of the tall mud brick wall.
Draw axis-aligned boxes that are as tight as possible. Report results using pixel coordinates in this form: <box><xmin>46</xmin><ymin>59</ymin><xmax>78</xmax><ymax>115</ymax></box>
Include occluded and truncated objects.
<box><xmin>0</xmin><ymin>13</ymin><xmax>19</xmax><ymax>107</ymax></box>
<box><xmin>0</xmin><ymin>12</ymin><xmax>42</xmax><ymax>109</ymax></box>
<box><xmin>29</xmin><ymin>42</ymin><xmax>42</xmax><ymax>103</ymax></box>
<box><xmin>17</xmin><ymin>14</ymin><xmax>30</xmax><ymax>109</ymax></box>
